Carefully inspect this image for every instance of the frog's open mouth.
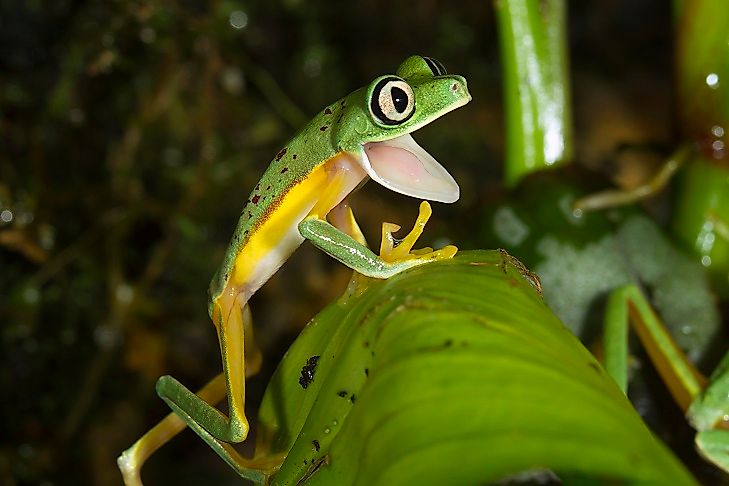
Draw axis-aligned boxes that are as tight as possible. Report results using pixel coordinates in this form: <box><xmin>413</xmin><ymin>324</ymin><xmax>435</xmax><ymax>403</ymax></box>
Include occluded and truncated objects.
<box><xmin>360</xmin><ymin>133</ymin><xmax>460</xmax><ymax>203</ymax></box>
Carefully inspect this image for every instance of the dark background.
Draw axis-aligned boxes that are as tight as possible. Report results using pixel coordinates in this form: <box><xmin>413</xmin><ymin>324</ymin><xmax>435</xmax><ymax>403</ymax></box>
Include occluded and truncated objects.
<box><xmin>0</xmin><ymin>1</ymin><xmax>691</xmax><ymax>484</ymax></box>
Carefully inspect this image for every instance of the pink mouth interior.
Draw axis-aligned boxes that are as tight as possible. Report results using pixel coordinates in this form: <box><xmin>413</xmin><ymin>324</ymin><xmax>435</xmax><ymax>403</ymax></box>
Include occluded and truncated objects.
<box><xmin>364</xmin><ymin>144</ymin><xmax>428</xmax><ymax>185</ymax></box>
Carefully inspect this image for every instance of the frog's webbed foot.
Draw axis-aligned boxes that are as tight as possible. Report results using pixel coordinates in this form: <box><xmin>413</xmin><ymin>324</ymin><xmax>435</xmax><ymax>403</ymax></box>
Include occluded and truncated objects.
<box><xmin>379</xmin><ymin>201</ymin><xmax>458</xmax><ymax>264</ymax></box>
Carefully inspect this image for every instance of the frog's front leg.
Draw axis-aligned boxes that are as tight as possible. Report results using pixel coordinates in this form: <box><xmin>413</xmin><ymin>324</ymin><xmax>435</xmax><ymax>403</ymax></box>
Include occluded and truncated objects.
<box><xmin>602</xmin><ymin>284</ymin><xmax>729</xmax><ymax>473</ymax></box>
<box><xmin>299</xmin><ymin>200</ymin><xmax>457</xmax><ymax>279</ymax></box>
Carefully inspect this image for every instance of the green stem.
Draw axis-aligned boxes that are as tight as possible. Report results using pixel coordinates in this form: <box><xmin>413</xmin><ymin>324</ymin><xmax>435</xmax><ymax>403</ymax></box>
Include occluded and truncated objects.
<box><xmin>672</xmin><ymin>159</ymin><xmax>729</xmax><ymax>297</ymax></box>
<box><xmin>673</xmin><ymin>0</ymin><xmax>729</xmax><ymax>297</ymax></box>
<box><xmin>494</xmin><ymin>0</ymin><xmax>573</xmax><ymax>187</ymax></box>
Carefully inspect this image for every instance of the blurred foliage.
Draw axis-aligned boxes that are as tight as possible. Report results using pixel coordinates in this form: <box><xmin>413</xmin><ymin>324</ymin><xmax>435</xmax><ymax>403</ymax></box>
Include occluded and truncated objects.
<box><xmin>479</xmin><ymin>175</ymin><xmax>721</xmax><ymax>363</ymax></box>
<box><xmin>0</xmin><ymin>1</ymin><xmax>724</xmax><ymax>485</ymax></box>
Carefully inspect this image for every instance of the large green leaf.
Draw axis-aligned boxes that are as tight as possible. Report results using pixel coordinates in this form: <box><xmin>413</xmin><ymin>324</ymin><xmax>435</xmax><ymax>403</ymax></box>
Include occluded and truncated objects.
<box><xmin>252</xmin><ymin>250</ymin><xmax>695</xmax><ymax>485</ymax></box>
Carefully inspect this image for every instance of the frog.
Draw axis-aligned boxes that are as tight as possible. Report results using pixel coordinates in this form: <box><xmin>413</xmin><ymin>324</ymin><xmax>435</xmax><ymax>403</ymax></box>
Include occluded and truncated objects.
<box><xmin>118</xmin><ymin>55</ymin><xmax>471</xmax><ymax>485</ymax></box>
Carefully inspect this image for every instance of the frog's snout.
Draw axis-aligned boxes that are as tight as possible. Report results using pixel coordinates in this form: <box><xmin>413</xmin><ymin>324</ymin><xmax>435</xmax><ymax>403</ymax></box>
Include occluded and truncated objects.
<box><xmin>448</xmin><ymin>75</ymin><xmax>471</xmax><ymax>104</ymax></box>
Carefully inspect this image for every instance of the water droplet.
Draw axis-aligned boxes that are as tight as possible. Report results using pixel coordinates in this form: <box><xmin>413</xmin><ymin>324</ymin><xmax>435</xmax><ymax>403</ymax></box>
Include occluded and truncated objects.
<box><xmin>323</xmin><ymin>427</ymin><xmax>330</xmax><ymax>434</ymax></box>
<box><xmin>701</xmin><ymin>255</ymin><xmax>712</xmax><ymax>267</ymax></box>
<box><xmin>711</xmin><ymin>125</ymin><xmax>725</xmax><ymax>137</ymax></box>
<box><xmin>706</xmin><ymin>73</ymin><xmax>719</xmax><ymax>88</ymax></box>
<box><xmin>681</xmin><ymin>325</ymin><xmax>693</xmax><ymax>335</ymax></box>
<box><xmin>332</xmin><ymin>419</ymin><xmax>338</xmax><ymax>426</ymax></box>
<box><xmin>1</xmin><ymin>209</ymin><xmax>13</xmax><ymax>223</ymax></box>
<box><xmin>229</xmin><ymin>11</ymin><xmax>248</xmax><ymax>29</ymax></box>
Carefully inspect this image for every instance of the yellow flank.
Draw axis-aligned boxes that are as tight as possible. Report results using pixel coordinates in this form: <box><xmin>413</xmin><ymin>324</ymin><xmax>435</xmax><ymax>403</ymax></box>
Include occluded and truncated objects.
<box><xmin>230</xmin><ymin>158</ymin><xmax>338</xmax><ymax>289</ymax></box>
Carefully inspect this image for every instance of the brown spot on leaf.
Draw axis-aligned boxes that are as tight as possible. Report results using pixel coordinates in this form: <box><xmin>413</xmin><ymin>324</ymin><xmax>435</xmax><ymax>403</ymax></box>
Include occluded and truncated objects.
<box><xmin>252</xmin><ymin>194</ymin><xmax>260</xmax><ymax>204</ymax></box>
<box><xmin>280</xmin><ymin>167</ymin><xmax>289</xmax><ymax>174</ymax></box>
<box><xmin>320</xmin><ymin>126</ymin><xmax>328</xmax><ymax>132</ymax></box>
<box><xmin>276</xmin><ymin>148</ymin><xmax>288</xmax><ymax>161</ymax></box>
<box><xmin>324</xmin><ymin>108</ymin><xmax>332</xmax><ymax>115</ymax></box>
<box><xmin>292</xmin><ymin>154</ymin><xmax>297</xmax><ymax>159</ymax></box>
<box><xmin>299</xmin><ymin>355</ymin><xmax>320</xmax><ymax>389</ymax></box>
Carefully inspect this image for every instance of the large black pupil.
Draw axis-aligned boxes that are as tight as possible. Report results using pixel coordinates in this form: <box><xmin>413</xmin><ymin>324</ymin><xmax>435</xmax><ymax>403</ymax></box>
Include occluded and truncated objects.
<box><xmin>391</xmin><ymin>87</ymin><xmax>408</xmax><ymax>113</ymax></box>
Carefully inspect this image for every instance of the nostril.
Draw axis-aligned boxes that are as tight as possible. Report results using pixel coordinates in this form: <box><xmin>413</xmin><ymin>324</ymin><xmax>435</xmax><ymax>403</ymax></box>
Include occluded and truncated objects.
<box><xmin>451</xmin><ymin>82</ymin><xmax>459</xmax><ymax>92</ymax></box>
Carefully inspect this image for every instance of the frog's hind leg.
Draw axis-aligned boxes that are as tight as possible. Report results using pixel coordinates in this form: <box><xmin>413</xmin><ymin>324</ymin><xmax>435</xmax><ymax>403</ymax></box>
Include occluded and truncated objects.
<box><xmin>151</xmin><ymin>297</ymin><xmax>280</xmax><ymax>482</ymax></box>
<box><xmin>118</xmin><ymin>373</ymin><xmax>227</xmax><ymax>485</ymax></box>
<box><xmin>328</xmin><ymin>198</ymin><xmax>368</xmax><ymax>247</ymax></box>
<box><xmin>118</xmin><ymin>302</ymin><xmax>269</xmax><ymax>485</ymax></box>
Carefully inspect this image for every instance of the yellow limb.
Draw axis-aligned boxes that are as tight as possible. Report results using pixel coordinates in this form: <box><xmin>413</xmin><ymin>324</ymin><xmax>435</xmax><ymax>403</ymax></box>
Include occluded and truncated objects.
<box><xmin>308</xmin><ymin>171</ymin><xmax>348</xmax><ymax>220</ymax></box>
<box><xmin>328</xmin><ymin>199</ymin><xmax>368</xmax><ymax>247</ymax></box>
<box><xmin>380</xmin><ymin>201</ymin><xmax>457</xmax><ymax>263</ymax></box>
<box><xmin>117</xmin><ymin>335</ymin><xmax>262</xmax><ymax>486</ymax></box>
<box><xmin>119</xmin><ymin>300</ymin><xmax>264</xmax><ymax>485</ymax></box>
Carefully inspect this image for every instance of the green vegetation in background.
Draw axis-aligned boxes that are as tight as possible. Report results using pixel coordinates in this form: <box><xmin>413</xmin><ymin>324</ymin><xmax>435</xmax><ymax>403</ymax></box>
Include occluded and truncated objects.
<box><xmin>673</xmin><ymin>0</ymin><xmax>729</xmax><ymax>297</ymax></box>
<box><xmin>494</xmin><ymin>0</ymin><xmax>573</xmax><ymax>186</ymax></box>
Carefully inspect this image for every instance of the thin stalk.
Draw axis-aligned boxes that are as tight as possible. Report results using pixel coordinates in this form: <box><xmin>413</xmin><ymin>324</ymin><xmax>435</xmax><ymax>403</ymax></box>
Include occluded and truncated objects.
<box><xmin>494</xmin><ymin>0</ymin><xmax>573</xmax><ymax>187</ymax></box>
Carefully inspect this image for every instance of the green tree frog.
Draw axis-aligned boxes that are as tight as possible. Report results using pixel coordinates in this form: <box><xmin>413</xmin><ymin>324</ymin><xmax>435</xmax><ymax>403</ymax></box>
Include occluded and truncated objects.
<box><xmin>118</xmin><ymin>55</ymin><xmax>471</xmax><ymax>484</ymax></box>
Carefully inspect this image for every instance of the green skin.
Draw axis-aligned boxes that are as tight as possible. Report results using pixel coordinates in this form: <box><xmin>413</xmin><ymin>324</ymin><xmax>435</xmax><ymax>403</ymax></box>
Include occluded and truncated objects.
<box><xmin>208</xmin><ymin>54</ymin><xmax>471</xmax><ymax>311</ymax></box>
<box><xmin>118</xmin><ymin>56</ymin><xmax>472</xmax><ymax>485</ymax></box>
<box><xmin>603</xmin><ymin>285</ymin><xmax>729</xmax><ymax>473</ymax></box>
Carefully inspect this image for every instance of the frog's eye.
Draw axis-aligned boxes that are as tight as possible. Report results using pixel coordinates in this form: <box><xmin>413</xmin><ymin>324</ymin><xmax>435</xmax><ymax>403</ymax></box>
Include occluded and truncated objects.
<box><xmin>369</xmin><ymin>76</ymin><xmax>415</xmax><ymax>126</ymax></box>
<box><xmin>422</xmin><ymin>56</ymin><xmax>447</xmax><ymax>76</ymax></box>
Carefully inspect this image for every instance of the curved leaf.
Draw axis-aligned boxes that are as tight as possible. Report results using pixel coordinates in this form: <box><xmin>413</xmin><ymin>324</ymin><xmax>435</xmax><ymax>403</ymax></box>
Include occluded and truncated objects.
<box><xmin>253</xmin><ymin>250</ymin><xmax>696</xmax><ymax>485</ymax></box>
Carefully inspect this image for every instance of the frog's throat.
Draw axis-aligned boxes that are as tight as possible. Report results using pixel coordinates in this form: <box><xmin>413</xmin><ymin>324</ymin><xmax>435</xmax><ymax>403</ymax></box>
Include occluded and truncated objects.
<box><xmin>359</xmin><ymin>133</ymin><xmax>460</xmax><ymax>203</ymax></box>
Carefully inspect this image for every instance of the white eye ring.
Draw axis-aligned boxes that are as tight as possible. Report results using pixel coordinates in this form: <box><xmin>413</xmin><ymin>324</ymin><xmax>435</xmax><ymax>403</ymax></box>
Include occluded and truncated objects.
<box><xmin>369</xmin><ymin>76</ymin><xmax>415</xmax><ymax>126</ymax></box>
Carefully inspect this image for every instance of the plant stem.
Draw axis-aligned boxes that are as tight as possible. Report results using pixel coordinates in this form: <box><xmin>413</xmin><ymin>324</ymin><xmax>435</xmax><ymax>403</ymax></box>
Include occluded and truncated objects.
<box><xmin>673</xmin><ymin>0</ymin><xmax>729</xmax><ymax>297</ymax></box>
<box><xmin>494</xmin><ymin>0</ymin><xmax>573</xmax><ymax>187</ymax></box>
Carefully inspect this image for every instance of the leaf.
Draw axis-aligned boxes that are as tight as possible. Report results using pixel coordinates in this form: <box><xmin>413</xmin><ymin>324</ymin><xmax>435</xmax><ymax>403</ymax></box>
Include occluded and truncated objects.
<box><xmin>479</xmin><ymin>177</ymin><xmax>721</xmax><ymax>362</ymax></box>
<box><xmin>253</xmin><ymin>250</ymin><xmax>696</xmax><ymax>485</ymax></box>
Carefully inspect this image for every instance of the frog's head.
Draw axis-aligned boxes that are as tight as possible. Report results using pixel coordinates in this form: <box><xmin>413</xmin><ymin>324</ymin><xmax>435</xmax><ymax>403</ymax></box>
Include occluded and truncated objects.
<box><xmin>334</xmin><ymin>55</ymin><xmax>471</xmax><ymax>203</ymax></box>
